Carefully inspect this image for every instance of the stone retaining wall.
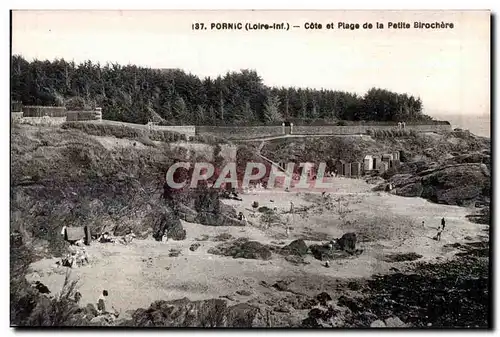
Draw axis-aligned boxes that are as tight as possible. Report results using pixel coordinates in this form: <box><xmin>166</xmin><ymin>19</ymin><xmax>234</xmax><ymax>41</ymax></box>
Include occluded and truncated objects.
<box><xmin>196</xmin><ymin>126</ymin><xmax>284</xmax><ymax>140</ymax></box>
<box><xmin>196</xmin><ymin>124</ymin><xmax>452</xmax><ymax>139</ymax></box>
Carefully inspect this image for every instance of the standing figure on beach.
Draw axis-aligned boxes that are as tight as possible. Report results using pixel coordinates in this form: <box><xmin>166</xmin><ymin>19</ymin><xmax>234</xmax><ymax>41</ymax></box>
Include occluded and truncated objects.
<box><xmin>97</xmin><ymin>290</ymin><xmax>109</xmax><ymax>314</ymax></box>
<box><xmin>441</xmin><ymin>217</ymin><xmax>446</xmax><ymax>230</ymax></box>
<box><xmin>289</xmin><ymin>201</ymin><xmax>294</xmax><ymax>214</ymax></box>
<box><xmin>436</xmin><ymin>227</ymin><xmax>442</xmax><ymax>241</ymax></box>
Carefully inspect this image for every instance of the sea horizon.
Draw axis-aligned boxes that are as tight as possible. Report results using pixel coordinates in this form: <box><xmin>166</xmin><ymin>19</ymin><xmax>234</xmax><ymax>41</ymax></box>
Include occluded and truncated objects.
<box><xmin>430</xmin><ymin>113</ymin><xmax>490</xmax><ymax>138</ymax></box>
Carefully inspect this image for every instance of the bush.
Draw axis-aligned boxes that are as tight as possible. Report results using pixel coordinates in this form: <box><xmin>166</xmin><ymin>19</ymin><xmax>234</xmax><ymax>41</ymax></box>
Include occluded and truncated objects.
<box><xmin>26</xmin><ymin>272</ymin><xmax>81</xmax><ymax>326</ymax></box>
<box><xmin>367</xmin><ymin>128</ymin><xmax>417</xmax><ymax>139</ymax></box>
<box><xmin>336</xmin><ymin>120</ymin><xmax>347</xmax><ymax>126</ymax></box>
<box><xmin>258</xmin><ymin>206</ymin><xmax>273</xmax><ymax>213</ymax></box>
<box><xmin>189</xmin><ymin>134</ymin><xmax>228</xmax><ymax>145</ymax></box>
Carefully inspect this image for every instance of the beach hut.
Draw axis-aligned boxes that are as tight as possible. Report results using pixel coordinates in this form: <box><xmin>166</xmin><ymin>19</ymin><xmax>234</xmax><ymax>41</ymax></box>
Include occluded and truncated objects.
<box><xmin>343</xmin><ymin>162</ymin><xmax>352</xmax><ymax>177</ymax></box>
<box><xmin>393</xmin><ymin>151</ymin><xmax>400</xmax><ymax>161</ymax></box>
<box><xmin>351</xmin><ymin>162</ymin><xmax>361</xmax><ymax>177</ymax></box>
<box><xmin>372</xmin><ymin>155</ymin><xmax>381</xmax><ymax>171</ymax></box>
<box><xmin>363</xmin><ymin>155</ymin><xmax>374</xmax><ymax>171</ymax></box>
<box><xmin>382</xmin><ymin>153</ymin><xmax>394</xmax><ymax>163</ymax></box>
<box><xmin>63</xmin><ymin>226</ymin><xmax>91</xmax><ymax>245</ymax></box>
<box><xmin>336</xmin><ymin>160</ymin><xmax>346</xmax><ymax>176</ymax></box>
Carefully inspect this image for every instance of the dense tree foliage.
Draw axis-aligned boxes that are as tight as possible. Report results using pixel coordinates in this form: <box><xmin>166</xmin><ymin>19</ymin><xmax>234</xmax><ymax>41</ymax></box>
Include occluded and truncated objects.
<box><xmin>11</xmin><ymin>55</ymin><xmax>430</xmax><ymax>125</ymax></box>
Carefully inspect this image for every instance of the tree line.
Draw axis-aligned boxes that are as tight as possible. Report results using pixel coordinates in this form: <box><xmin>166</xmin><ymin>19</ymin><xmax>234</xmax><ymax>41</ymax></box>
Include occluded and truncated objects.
<box><xmin>11</xmin><ymin>55</ymin><xmax>431</xmax><ymax>125</ymax></box>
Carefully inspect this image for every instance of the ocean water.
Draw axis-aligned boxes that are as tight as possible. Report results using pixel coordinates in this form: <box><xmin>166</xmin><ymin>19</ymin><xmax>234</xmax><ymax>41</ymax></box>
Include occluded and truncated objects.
<box><xmin>433</xmin><ymin>114</ymin><xmax>491</xmax><ymax>138</ymax></box>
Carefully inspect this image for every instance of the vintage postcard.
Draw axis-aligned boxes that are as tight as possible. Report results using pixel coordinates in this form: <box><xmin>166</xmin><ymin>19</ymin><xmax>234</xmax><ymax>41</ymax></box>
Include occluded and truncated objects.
<box><xmin>10</xmin><ymin>10</ymin><xmax>491</xmax><ymax>328</ymax></box>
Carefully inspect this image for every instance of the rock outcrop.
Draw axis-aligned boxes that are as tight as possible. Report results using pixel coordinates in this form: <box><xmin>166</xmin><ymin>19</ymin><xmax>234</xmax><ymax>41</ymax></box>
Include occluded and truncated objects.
<box><xmin>152</xmin><ymin>208</ymin><xmax>186</xmax><ymax>241</ymax></box>
<box><xmin>280</xmin><ymin>239</ymin><xmax>308</xmax><ymax>256</ymax></box>
<box><xmin>125</xmin><ymin>298</ymin><xmax>269</xmax><ymax>327</ymax></box>
<box><xmin>381</xmin><ymin>161</ymin><xmax>490</xmax><ymax>206</ymax></box>
<box><xmin>208</xmin><ymin>238</ymin><xmax>272</xmax><ymax>260</ymax></box>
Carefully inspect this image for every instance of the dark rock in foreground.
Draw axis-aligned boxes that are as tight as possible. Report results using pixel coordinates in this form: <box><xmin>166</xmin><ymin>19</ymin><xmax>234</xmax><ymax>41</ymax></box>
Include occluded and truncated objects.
<box><xmin>189</xmin><ymin>243</ymin><xmax>200</xmax><ymax>251</ymax></box>
<box><xmin>207</xmin><ymin>238</ymin><xmax>272</xmax><ymax>260</ymax></box>
<box><xmin>152</xmin><ymin>208</ymin><xmax>186</xmax><ymax>241</ymax></box>
<box><xmin>382</xmin><ymin>252</ymin><xmax>423</xmax><ymax>263</ymax></box>
<box><xmin>341</xmin><ymin>251</ymin><xmax>489</xmax><ymax>328</ymax></box>
<box><xmin>124</xmin><ymin>298</ymin><xmax>269</xmax><ymax>327</ymax></box>
<box><xmin>280</xmin><ymin>239</ymin><xmax>308</xmax><ymax>256</ymax></box>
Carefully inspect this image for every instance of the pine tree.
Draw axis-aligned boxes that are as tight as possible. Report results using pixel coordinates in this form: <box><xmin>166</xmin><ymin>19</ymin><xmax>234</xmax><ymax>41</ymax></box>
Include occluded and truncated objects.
<box><xmin>196</xmin><ymin>105</ymin><xmax>205</xmax><ymax>125</ymax></box>
<box><xmin>173</xmin><ymin>95</ymin><xmax>188</xmax><ymax>123</ymax></box>
<box><xmin>264</xmin><ymin>95</ymin><xmax>283</xmax><ymax>122</ymax></box>
<box><xmin>311</xmin><ymin>99</ymin><xmax>318</xmax><ymax>119</ymax></box>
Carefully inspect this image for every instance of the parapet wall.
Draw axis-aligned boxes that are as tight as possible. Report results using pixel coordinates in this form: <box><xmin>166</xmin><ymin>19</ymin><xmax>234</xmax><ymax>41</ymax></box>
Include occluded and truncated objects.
<box><xmin>79</xmin><ymin>120</ymin><xmax>196</xmax><ymax>138</ymax></box>
<box><xmin>292</xmin><ymin>124</ymin><xmax>452</xmax><ymax>135</ymax></box>
<box><xmin>22</xmin><ymin>106</ymin><xmax>67</xmax><ymax>117</ymax></box>
<box><xmin>196</xmin><ymin>126</ymin><xmax>284</xmax><ymax>140</ymax></box>
<box><xmin>196</xmin><ymin>123</ymin><xmax>451</xmax><ymax>139</ymax></box>
<box><xmin>67</xmin><ymin>110</ymin><xmax>102</xmax><ymax>122</ymax></box>
<box><xmin>156</xmin><ymin>125</ymin><xmax>196</xmax><ymax>138</ymax></box>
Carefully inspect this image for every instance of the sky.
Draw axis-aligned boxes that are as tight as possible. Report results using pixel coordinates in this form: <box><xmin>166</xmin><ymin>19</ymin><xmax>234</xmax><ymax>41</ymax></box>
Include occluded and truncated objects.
<box><xmin>11</xmin><ymin>10</ymin><xmax>491</xmax><ymax>117</ymax></box>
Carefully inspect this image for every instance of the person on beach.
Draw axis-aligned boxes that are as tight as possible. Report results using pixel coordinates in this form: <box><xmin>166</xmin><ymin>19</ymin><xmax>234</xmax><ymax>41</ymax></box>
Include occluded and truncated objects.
<box><xmin>436</xmin><ymin>228</ymin><xmax>442</xmax><ymax>241</ymax></box>
<box><xmin>441</xmin><ymin>217</ymin><xmax>446</xmax><ymax>230</ymax></box>
<box><xmin>97</xmin><ymin>290</ymin><xmax>109</xmax><ymax>314</ymax></box>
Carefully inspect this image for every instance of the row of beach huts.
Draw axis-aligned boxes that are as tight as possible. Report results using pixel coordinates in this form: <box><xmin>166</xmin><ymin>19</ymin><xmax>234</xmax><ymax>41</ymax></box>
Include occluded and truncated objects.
<box><xmin>335</xmin><ymin>151</ymin><xmax>402</xmax><ymax>177</ymax></box>
<box><xmin>276</xmin><ymin>151</ymin><xmax>402</xmax><ymax>179</ymax></box>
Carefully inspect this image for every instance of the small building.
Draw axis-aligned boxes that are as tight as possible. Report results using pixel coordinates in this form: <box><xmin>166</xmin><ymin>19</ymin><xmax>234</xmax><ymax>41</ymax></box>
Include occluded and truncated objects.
<box><xmin>63</xmin><ymin>226</ymin><xmax>91</xmax><ymax>245</ymax></box>
<box><xmin>363</xmin><ymin>155</ymin><xmax>374</xmax><ymax>171</ymax></box>
<box><xmin>336</xmin><ymin>160</ymin><xmax>346</xmax><ymax>176</ymax></box>
<box><xmin>382</xmin><ymin>153</ymin><xmax>394</xmax><ymax>163</ymax></box>
<box><xmin>372</xmin><ymin>155</ymin><xmax>381</xmax><ymax>171</ymax></box>
<box><xmin>351</xmin><ymin>162</ymin><xmax>361</xmax><ymax>177</ymax></box>
<box><xmin>343</xmin><ymin>162</ymin><xmax>352</xmax><ymax>177</ymax></box>
<box><xmin>393</xmin><ymin>151</ymin><xmax>400</xmax><ymax>161</ymax></box>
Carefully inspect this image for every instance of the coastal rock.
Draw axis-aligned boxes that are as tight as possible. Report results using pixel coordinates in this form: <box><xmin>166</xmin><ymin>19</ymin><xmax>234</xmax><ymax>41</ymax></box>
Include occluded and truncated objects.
<box><xmin>385</xmin><ymin>316</ymin><xmax>407</xmax><ymax>327</ymax></box>
<box><xmin>385</xmin><ymin>163</ymin><xmax>490</xmax><ymax>206</ymax></box>
<box><xmin>370</xmin><ymin>319</ymin><xmax>386</xmax><ymax>328</ymax></box>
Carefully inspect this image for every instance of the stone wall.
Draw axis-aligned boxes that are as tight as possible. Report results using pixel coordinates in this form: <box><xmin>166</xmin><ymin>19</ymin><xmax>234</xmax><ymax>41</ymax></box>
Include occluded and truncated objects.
<box><xmin>196</xmin><ymin>123</ymin><xmax>451</xmax><ymax>139</ymax></box>
<box><xmin>292</xmin><ymin>124</ymin><xmax>451</xmax><ymax>135</ymax></box>
<box><xmin>22</xmin><ymin>106</ymin><xmax>67</xmax><ymax>117</ymax></box>
<box><xmin>89</xmin><ymin>120</ymin><xmax>196</xmax><ymax>138</ymax></box>
<box><xmin>156</xmin><ymin>125</ymin><xmax>196</xmax><ymax>138</ymax></box>
<box><xmin>196</xmin><ymin>126</ymin><xmax>284</xmax><ymax>140</ymax></box>
<box><xmin>67</xmin><ymin>110</ymin><xmax>102</xmax><ymax>122</ymax></box>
